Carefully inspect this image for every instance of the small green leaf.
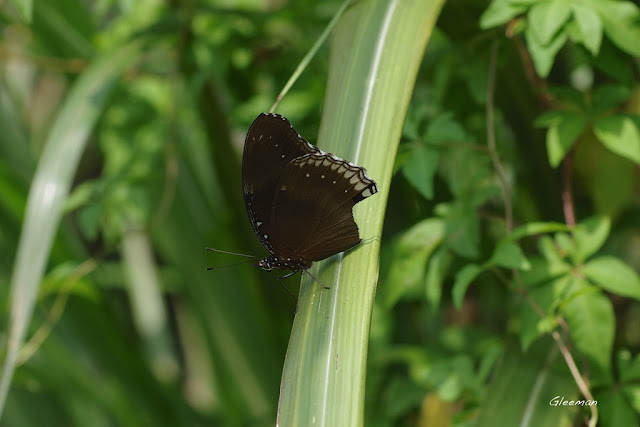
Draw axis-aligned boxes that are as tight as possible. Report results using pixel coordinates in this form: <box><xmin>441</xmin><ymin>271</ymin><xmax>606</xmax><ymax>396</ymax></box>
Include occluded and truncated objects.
<box><xmin>519</xmin><ymin>256</ymin><xmax>571</xmax><ymax>287</ymax></box>
<box><xmin>534</xmin><ymin>110</ymin><xmax>568</xmax><ymax>127</ymax></box>
<box><xmin>572</xmin><ymin>216</ymin><xmax>610</xmax><ymax>262</ymax></box>
<box><xmin>424</xmin><ymin>247</ymin><xmax>449</xmax><ymax>309</ymax></box>
<box><xmin>593</xmin><ymin>115</ymin><xmax>640</xmax><ymax>164</ymax></box>
<box><xmin>596</xmin><ymin>0</ymin><xmax>640</xmax><ymax>56</ymax></box>
<box><xmin>592</xmin><ymin>85</ymin><xmax>632</xmax><ymax>114</ymax></box>
<box><xmin>555</xmin><ymin>232</ymin><xmax>575</xmax><ymax>257</ymax></box>
<box><xmin>529</xmin><ymin>0</ymin><xmax>572</xmax><ymax>45</ymax></box>
<box><xmin>583</xmin><ymin>256</ymin><xmax>640</xmax><ymax>301</ymax></box>
<box><xmin>563</xmin><ymin>281</ymin><xmax>614</xmax><ymax>370</ymax></box>
<box><xmin>452</xmin><ymin>264</ymin><xmax>483</xmax><ymax>308</ymax></box>
<box><xmin>480</xmin><ymin>0</ymin><xmax>527</xmax><ymax>29</ymax></box>
<box><xmin>571</xmin><ymin>4</ymin><xmax>602</xmax><ymax>54</ymax></box>
<box><xmin>525</xmin><ymin>25</ymin><xmax>567</xmax><ymax>77</ymax></box>
<box><xmin>489</xmin><ymin>240</ymin><xmax>531</xmax><ymax>270</ymax></box>
<box><xmin>402</xmin><ymin>145</ymin><xmax>439</xmax><ymax>200</ymax></box>
<box><xmin>545</xmin><ymin>112</ymin><xmax>586</xmax><ymax>167</ymax></box>
<box><xmin>382</xmin><ymin>218</ymin><xmax>445</xmax><ymax>307</ymax></box>
<box><xmin>508</xmin><ymin>221</ymin><xmax>569</xmax><ymax>241</ymax></box>
<box><xmin>539</xmin><ymin>235</ymin><xmax>566</xmax><ymax>265</ymax></box>
<box><xmin>424</xmin><ymin>113</ymin><xmax>467</xmax><ymax>143</ymax></box>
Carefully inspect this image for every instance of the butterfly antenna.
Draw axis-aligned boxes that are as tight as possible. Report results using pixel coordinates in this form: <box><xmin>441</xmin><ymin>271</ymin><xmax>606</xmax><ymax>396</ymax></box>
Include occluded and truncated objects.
<box><xmin>300</xmin><ymin>267</ymin><xmax>330</xmax><ymax>290</ymax></box>
<box><xmin>205</xmin><ymin>247</ymin><xmax>259</xmax><ymax>259</ymax></box>
<box><xmin>206</xmin><ymin>259</ymin><xmax>255</xmax><ymax>271</ymax></box>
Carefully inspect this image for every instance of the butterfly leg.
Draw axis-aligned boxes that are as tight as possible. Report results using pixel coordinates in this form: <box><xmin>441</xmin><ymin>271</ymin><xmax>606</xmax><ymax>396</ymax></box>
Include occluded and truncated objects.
<box><xmin>299</xmin><ymin>267</ymin><xmax>330</xmax><ymax>290</ymax></box>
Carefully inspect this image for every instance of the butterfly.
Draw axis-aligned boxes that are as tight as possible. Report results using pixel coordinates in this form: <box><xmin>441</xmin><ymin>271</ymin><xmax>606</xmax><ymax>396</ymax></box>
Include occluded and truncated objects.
<box><xmin>240</xmin><ymin>113</ymin><xmax>377</xmax><ymax>280</ymax></box>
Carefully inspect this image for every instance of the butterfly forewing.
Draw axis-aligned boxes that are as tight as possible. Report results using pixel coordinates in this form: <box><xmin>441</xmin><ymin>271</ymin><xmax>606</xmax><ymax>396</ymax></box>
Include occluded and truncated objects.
<box><xmin>242</xmin><ymin>113</ymin><xmax>319</xmax><ymax>254</ymax></box>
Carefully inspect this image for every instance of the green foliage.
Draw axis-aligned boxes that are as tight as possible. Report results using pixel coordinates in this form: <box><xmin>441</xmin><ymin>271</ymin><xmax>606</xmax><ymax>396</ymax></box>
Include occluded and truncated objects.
<box><xmin>1</xmin><ymin>0</ymin><xmax>640</xmax><ymax>426</ymax></box>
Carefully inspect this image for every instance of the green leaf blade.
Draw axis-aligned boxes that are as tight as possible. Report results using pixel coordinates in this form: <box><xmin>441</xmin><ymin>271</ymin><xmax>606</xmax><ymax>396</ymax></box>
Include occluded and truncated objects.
<box><xmin>0</xmin><ymin>41</ymin><xmax>144</xmax><ymax>414</ymax></box>
<box><xmin>571</xmin><ymin>4</ymin><xmax>603</xmax><ymax>54</ymax></box>
<box><xmin>545</xmin><ymin>112</ymin><xmax>586</xmax><ymax>167</ymax></box>
<box><xmin>593</xmin><ymin>115</ymin><xmax>640</xmax><ymax>164</ymax></box>
<box><xmin>529</xmin><ymin>0</ymin><xmax>572</xmax><ymax>45</ymax></box>
<box><xmin>452</xmin><ymin>264</ymin><xmax>483</xmax><ymax>308</ymax></box>
<box><xmin>564</xmin><ymin>281</ymin><xmax>615</xmax><ymax>371</ymax></box>
<box><xmin>583</xmin><ymin>256</ymin><xmax>640</xmax><ymax>301</ymax></box>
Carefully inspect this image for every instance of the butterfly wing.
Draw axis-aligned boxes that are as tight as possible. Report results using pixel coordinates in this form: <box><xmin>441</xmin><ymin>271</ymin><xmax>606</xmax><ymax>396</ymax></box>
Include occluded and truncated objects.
<box><xmin>268</xmin><ymin>153</ymin><xmax>377</xmax><ymax>262</ymax></box>
<box><xmin>242</xmin><ymin>113</ymin><xmax>319</xmax><ymax>254</ymax></box>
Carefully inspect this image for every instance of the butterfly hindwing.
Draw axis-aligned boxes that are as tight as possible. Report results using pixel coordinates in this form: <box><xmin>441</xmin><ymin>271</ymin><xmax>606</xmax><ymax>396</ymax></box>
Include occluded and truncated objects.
<box><xmin>268</xmin><ymin>153</ymin><xmax>377</xmax><ymax>262</ymax></box>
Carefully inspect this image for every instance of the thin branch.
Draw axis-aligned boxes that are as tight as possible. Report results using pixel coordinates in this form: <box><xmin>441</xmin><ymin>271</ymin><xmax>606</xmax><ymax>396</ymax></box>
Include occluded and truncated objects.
<box><xmin>562</xmin><ymin>148</ymin><xmax>576</xmax><ymax>227</ymax></box>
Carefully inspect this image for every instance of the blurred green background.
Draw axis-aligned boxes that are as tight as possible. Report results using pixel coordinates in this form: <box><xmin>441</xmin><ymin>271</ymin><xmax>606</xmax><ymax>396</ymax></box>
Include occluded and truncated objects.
<box><xmin>2</xmin><ymin>0</ymin><xmax>640</xmax><ymax>426</ymax></box>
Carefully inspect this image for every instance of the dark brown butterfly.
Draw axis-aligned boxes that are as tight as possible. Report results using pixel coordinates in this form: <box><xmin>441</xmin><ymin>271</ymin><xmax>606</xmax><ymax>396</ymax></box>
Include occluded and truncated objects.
<box><xmin>241</xmin><ymin>113</ymin><xmax>377</xmax><ymax>278</ymax></box>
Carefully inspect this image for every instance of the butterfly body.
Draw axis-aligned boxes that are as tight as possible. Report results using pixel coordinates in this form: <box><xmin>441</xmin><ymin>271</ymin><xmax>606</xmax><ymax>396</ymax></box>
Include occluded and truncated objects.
<box><xmin>242</xmin><ymin>113</ymin><xmax>377</xmax><ymax>273</ymax></box>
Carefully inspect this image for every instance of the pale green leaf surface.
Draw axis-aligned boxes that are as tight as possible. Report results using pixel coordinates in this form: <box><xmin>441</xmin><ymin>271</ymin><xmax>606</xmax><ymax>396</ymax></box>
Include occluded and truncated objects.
<box><xmin>277</xmin><ymin>1</ymin><xmax>446</xmax><ymax>426</ymax></box>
